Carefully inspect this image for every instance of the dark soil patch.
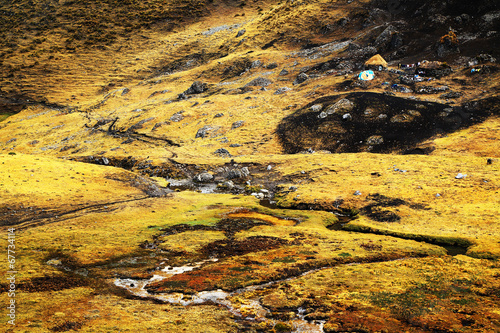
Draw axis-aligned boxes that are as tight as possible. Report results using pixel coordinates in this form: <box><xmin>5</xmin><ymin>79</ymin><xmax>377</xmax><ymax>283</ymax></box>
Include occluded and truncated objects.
<box><xmin>50</xmin><ymin>321</ymin><xmax>84</xmax><ymax>332</ymax></box>
<box><xmin>360</xmin><ymin>193</ymin><xmax>428</xmax><ymax>223</ymax></box>
<box><xmin>200</xmin><ymin>236</ymin><xmax>289</xmax><ymax>258</ymax></box>
<box><xmin>156</xmin><ymin>218</ymin><xmax>271</xmax><ymax>241</ymax></box>
<box><xmin>277</xmin><ymin>92</ymin><xmax>494</xmax><ymax>154</ymax></box>
<box><xmin>3</xmin><ymin>275</ymin><xmax>89</xmax><ymax>293</ymax></box>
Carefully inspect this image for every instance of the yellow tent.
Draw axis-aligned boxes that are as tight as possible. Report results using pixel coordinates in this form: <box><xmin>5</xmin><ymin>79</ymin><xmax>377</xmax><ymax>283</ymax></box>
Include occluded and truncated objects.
<box><xmin>365</xmin><ymin>54</ymin><xmax>388</xmax><ymax>68</ymax></box>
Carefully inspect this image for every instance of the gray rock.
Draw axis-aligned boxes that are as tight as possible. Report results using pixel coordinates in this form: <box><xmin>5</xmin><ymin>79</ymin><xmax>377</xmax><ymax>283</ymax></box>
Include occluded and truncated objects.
<box><xmin>185</xmin><ymin>81</ymin><xmax>207</xmax><ymax>94</ymax></box>
<box><xmin>214</xmin><ymin>148</ymin><xmax>232</xmax><ymax>157</ymax></box>
<box><xmin>325</xmin><ymin>98</ymin><xmax>354</xmax><ymax>115</ymax></box>
<box><xmin>354</xmin><ymin>190</ymin><xmax>362</xmax><ymax>196</ymax></box>
<box><xmin>231</xmin><ymin>120</ymin><xmax>245</xmax><ymax>129</ymax></box>
<box><xmin>374</xmin><ymin>25</ymin><xmax>397</xmax><ymax>50</ymax></box>
<box><xmin>366</xmin><ymin>135</ymin><xmax>384</xmax><ymax>145</ymax></box>
<box><xmin>194</xmin><ymin>172</ymin><xmax>214</xmax><ymax>183</ymax></box>
<box><xmin>195</xmin><ymin>125</ymin><xmax>219</xmax><ymax>138</ymax></box>
<box><xmin>293</xmin><ymin>73</ymin><xmax>309</xmax><ymax>85</ymax></box>
<box><xmin>267</xmin><ymin>165</ymin><xmax>272</xmax><ymax>171</ymax></box>
<box><xmin>244</xmin><ymin>77</ymin><xmax>273</xmax><ymax>87</ymax></box>
<box><xmin>236</xmin><ymin>29</ymin><xmax>246</xmax><ymax>38</ymax></box>
<box><xmin>279</xmin><ymin>69</ymin><xmax>289</xmax><ymax>76</ymax></box>
<box><xmin>170</xmin><ymin>111</ymin><xmax>185</xmax><ymax>122</ymax></box>
<box><xmin>218</xmin><ymin>180</ymin><xmax>235</xmax><ymax>190</ymax></box>
<box><xmin>455</xmin><ymin>173</ymin><xmax>467</xmax><ymax>179</ymax></box>
<box><xmin>440</xmin><ymin>91</ymin><xmax>462</xmax><ymax>99</ymax></box>
<box><xmin>241</xmin><ymin>167</ymin><xmax>250</xmax><ymax>177</ymax></box>
<box><xmin>318</xmin><ymin>111</ymin><xmax>328</xmax><ymax>119</ymax></box>
<box><xmin>251</xmin><ymin>60</ymin><xmax>262</xmax><ymax>68</ymax></box>
<box><xmin>214</xmin><ymin>113</ymin><xmax>224</xmax><ymax>118</ymax></box>
<box><xmin>310</xmin><ymin>104</ymin><xmax>323</xmax><ymax>112</ymax></box>
<box><xmin>274</xmin><ymin>87</ymin><xmax>291</xmax><ymax>95</ymax></box>
<box><xmin>266</xmin><ymin>63</ymin><xmax>278</xmax><ymax>69</ymax></box>
<box><xmin>342</xmin><ymin>113</ymin><xmax>352</xmax><ymax>120</ymax></box>
<box><xmin>251</xmin><ymin>192</ymin><xmax>265</xmax><ymax>199</ymax></box>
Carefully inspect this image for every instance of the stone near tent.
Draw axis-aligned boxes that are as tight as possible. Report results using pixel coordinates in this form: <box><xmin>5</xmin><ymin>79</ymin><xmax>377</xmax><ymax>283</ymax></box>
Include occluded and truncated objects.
<box><xmin>416</xmin><ymin>60</ymin><xmax>452</xmax><ymax>77</ymax></box>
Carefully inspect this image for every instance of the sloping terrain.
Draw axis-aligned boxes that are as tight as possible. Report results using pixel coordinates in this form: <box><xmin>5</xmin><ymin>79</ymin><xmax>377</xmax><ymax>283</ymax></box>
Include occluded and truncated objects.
<box><xmin>0</xmin><ymin>0</ymin><xmax>499</xmax><ymax>332</ymax></box>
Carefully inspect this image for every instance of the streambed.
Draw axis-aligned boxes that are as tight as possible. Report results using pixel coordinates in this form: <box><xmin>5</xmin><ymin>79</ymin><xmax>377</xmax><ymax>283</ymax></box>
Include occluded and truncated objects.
<box><xmin>114</xmin><ymin>259</ymin><xmax>327</xmax><ymax>332</ymax></box>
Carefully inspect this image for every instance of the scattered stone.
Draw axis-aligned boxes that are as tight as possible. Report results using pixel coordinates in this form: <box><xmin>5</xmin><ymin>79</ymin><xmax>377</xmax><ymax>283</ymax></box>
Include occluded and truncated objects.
<box><xmin>274</xmin><ymin>87</ymin><xmax>291</xmax><ymax>95</ymax></box>
<box><xmin>455</xmin><ymin>173</ymin><xmax>467</xmax><ymax>179</ymax></box>
<box><xmin>354</xmin><ymin>190</ymin><xmax>362</xmax><ymax>196</ymax></box>
<box><xmin>440</xmin><ymin>91</ymin><xmax>462</xmax><ymax>99</ymax></box>
<box><xmin>231</xmin><ymin>120</ymin><xmax>245</xmax><ymax>129</ymax></box>
<box><xmin>366</xmin><ymin>135</ymin><xmax>384</xmax><ymax>145</ymax></box>
<box><xmin>214</xmin><ymin>148</ymin><xmax>232</xmax><ymax>157</ymax></box>
<box><xmin>127</xmin><ymin>117</ymin><xmax>154</xmax><ymax>132</ymax></box>
<box><xmin>214</xmin><ymin>113</ymin><xmax>224</xmax><ymax>118</ymax></box>
<box><xmin>279</xmin><ymin>69</ymin><xmax>289</xmax><ymax>76</ymax></box>
<box><xmin>342</xmin><ymin>113</ymin><xmax>352</xmax><ymax>120</ymax></box>
<box><xmin>47</xmin><ymin>259</ymin><xmax>62</xmax><ymax>266</ymax></box>
<box><xmin>251</xmin><ymin>60</ymin><xmax>262</xmax><ymax>68</ymax></box>
<box><xmin>266</xmin><ymin>63</ymin><xmax>278</xmax><ymax>69</ymax></box>
<box><xmin>121</xmin><ymin>88</ymin><xmax>130</xmax><ymax>96</ymax></box>
<box><xmin>310</xmin><ymin>104</ymin><xmax>323</xmax><ymax>112</ymax></box>
<box><xmin>229</xmin><ymin>143</ymin><xmax>242</xmax><ymax>147</ymax></box>
<box><xmin>244</xmin><ymin>77</ymin><xmax>273</xmax><ymax>87</ymax></box>
<box><xmin>6</xmin><ymin>138</ymin><xmax>17</xmax><ymax>144</ymax></box>
<box><xmin>325</xmin><ymin>98</ymin><xmax>355</xmax><ymax>115</ymax></box>
<box><xmin>236</xmin><ymin>29</ymin><xmax>246</xmax><ymax>38</ymax></box>
<box><xmin>251</xmin><ymin>192</ymin><xmax>264</xmax><ymax>199</ymax></box>
<box><xmin>193</xmin><ymin>172</ymin><xmax>214</xmax><ymax>183</ymax></box>
<box><xmin>218</xmin><ymin>180</ymin><xmax>235</xmax><ymax>190</ymax></box>
<box><xmin>267</xmin><ymin>165</ymin><xmax>272</xmax><ymax>171</ymax></box>
<box><xmin>195</xmin><ymin>125</ymin><xmax>219</xmax><ymax>138</ymax></box>
<box><xmin>170</xmin><ymin>111</ymin><xmax>185</xmax><ymax>122</ymax></box>
<box><xmin>293</xmin><ymin>73</ymin><xmax>309</xmax><ymax>85</ymax></box>
<box><xmin>487</xmin><ymin>158</ymin><xmax>493</xmax><ymax>165</ymax></box>
<box><xmin>435</xmin><ymin>193</ymin><xmax>442</xmax><ymax>198</ymax></box>
<box><xmin>289</xmin><ymin>186</ymin><xmax>298</xmax><ymax>191</ymax></box>
<box><xmin>184</xmin><ymin>81</ymin><xmax>207</xmax><ymax>95</ymax></box>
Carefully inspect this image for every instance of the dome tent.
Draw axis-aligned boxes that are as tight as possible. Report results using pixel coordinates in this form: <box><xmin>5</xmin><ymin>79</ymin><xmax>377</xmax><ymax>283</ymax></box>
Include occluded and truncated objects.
<box><xmin>364</xmin><ymin>54</ymin><xmax>388</xmax><ymax>70</ymax></box>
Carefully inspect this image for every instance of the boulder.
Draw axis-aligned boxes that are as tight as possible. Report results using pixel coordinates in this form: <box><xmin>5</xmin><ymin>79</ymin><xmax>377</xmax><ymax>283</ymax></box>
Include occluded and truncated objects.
<box><xmin>244</xmin><ymin>77</ymin><xmax>272</xmax><ymax>87</ymax></box>
<box><xmin>185</xmin><ymin>81</ymin><xmax>207</xmax><ymax>94</ymax></box>
<box><xmin>194</xmin><ymin>172</ymin><xmax>214</xmax><ymax>183</ymax></box>
<box><xmin>293</xmin><ymin>73</ymin><xmax>309</xmax><ymax>85</ymax></box>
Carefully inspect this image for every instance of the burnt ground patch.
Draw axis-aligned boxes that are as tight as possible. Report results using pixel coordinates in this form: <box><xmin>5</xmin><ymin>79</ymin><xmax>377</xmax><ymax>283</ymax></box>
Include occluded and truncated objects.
<box><xmin>277</xmin><ymin>92</ymin><xmax>496</xmax><ymax>154</ymax></box>
<box><xmin>360</xmin><ymin>193</ymin><xmax>429</xmax><ymax>222</ymax></box>
<box><xmin>200</xmin><ymin>236</ymin><xmax>289</xmax><ymax>258</ymax></box>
